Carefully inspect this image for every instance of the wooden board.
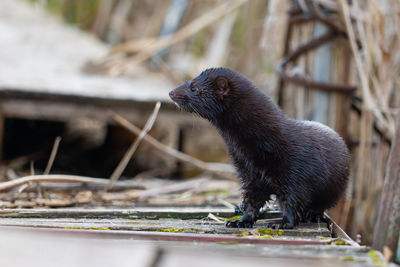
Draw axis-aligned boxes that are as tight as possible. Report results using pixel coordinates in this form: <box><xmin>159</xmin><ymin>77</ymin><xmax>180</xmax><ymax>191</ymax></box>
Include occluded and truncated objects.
<box><xmin>0</xmin><ymin>227</ymin><xmax>375</xmax><ymax>267</ymax></box>
<box><xmin>0</xmin><ymin>210</ymin><xmax>385</xmax><ymax>267</ymax></box>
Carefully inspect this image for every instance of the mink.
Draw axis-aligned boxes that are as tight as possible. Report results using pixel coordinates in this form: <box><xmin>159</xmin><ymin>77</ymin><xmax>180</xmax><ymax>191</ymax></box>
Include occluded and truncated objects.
<box><xmin>169</xmin><ymin>68</ymin><xmax>349</xmax><ymax>229</ymax></box>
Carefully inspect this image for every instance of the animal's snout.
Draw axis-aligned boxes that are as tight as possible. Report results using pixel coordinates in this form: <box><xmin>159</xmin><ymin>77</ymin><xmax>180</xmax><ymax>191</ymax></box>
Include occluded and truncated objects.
<box><xmin>169</xmin><ymin>90</ymin><xmax>175</xmax><ymax>98</ymax></box>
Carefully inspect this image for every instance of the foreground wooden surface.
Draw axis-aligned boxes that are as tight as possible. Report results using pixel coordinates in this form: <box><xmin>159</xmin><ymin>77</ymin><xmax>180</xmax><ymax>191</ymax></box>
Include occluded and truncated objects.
<box><xmin>0</xmin><ymin>207</ymin><xmax>386</xmax><ymax>266</ymax></box>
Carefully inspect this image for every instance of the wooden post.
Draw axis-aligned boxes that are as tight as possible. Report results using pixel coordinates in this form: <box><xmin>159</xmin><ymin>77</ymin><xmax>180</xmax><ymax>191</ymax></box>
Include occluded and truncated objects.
<box><xmin>373</xmin><ymin>113</ymin><xmax>400</xmax><ymax>259</ymax></box>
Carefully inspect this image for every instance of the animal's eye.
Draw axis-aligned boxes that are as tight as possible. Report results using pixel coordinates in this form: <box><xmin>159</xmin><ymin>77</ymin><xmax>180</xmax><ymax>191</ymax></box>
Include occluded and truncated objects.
<box><xmin>191</xmin><ymin>87</ymin><xmax>198</xmax><ymax>92</ymax></box>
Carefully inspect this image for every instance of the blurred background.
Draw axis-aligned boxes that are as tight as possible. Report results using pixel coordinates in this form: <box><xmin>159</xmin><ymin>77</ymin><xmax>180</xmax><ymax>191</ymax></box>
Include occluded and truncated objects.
<box><xmin>0</xmin><ymin>0</ymin><xmax>399</xmax><ymax>248</ymax></box>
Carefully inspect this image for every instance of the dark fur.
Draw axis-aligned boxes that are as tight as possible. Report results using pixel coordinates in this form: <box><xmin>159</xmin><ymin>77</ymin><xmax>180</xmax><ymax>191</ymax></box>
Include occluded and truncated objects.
<box><xmin>169</xmin><ymin>68</ymin><xmax>349</xmax><ymax>228</ymax></box>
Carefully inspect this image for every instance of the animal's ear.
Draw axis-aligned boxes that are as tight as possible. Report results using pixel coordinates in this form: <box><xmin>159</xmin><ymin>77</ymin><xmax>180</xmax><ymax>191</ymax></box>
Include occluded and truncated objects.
<box><xmin>215</xmin><ymin>76</ymin><xmax>230</xmax><ymax>100</ymax></box>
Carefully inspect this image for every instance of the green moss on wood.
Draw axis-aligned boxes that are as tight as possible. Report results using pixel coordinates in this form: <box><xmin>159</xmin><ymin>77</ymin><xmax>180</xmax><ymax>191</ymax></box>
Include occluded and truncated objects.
<box><xmin>368</xmin><ymin>250</ymin><xmax>384</xmax><ymax>266</ymax></box>
<box><xmin>149</xmin><ymin>228</ymin><xmax>199</xmax><ymax>233</ymax></box>
<box><xmin>224</xmin><ymin>215</ymin><xmax>242</xmax><ymax>221</ymax></box>
<box><xmin>257</xmin><ymin>228</ymin><xmax>277</xmax><ymax>235</ymax></box>
<box><xmin>340</xmin><ymin>256</ymin><xmax>359</xmax><ymax>262</ymax></box>
<box><xmin>216</xmin><ymin>241</ymin><xmax>239</xmax><ymax>245</ymax></box>
<box><xmin>64</xmin><ymin>226</ymin><xmax>110</xmax><ymax>230</ymax></box>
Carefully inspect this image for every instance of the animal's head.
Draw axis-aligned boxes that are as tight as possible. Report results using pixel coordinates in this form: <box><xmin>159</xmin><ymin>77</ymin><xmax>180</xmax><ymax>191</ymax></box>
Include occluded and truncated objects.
<box><xmin>169</xmin><ymin>68</ymin><xmax>247</xmax><ymax>120</ymax></box>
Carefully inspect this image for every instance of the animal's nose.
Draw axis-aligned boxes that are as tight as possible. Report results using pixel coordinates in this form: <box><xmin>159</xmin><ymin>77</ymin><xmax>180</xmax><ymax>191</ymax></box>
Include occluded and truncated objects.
<box><xmin>169</xmin><ymin>90</ymin><xmax>175</xmax><ymax>97</ymax></box>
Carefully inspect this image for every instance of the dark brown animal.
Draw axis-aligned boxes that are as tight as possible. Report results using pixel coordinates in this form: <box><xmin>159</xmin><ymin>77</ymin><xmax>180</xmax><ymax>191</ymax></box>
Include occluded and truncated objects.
<box><xmin>169</xmin><ymin>68</ymin><xmax>349</xmax><ymax>228</ymax></box>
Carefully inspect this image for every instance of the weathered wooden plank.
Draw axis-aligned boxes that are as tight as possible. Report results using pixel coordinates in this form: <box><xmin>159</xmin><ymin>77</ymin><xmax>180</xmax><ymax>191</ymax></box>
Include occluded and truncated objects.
<box><xmin>373</xmin><ymin>113</ymin><xmax>400</xmax><ymax>256</ymax></box>
<box><xmin>0</xmin><ymin>207</ymin><xmax>280</xmax><ymax>221</ymax></box>
<box><xmin>3</xmin><ymin>226</ymin><xmax>329</xmax><ymax>246</ymax></box>
<box><xmin>0</xmin><ymin>226</ymin><xmax>385</xmax><ymax>266</ymax></box>
<box><xmin>0</xmin><ymin>227</ymin><xmax>159</xmax><ymax>267</ymax></box>
<box><xmin>0</xmin><ymin>207</ymin><xmax>239</xmax><ymax>219</ymax></box>
<box><xmin>0</xmin><ymin>218</ymin><xmax>331</xmax><ymax>239</ymax></box>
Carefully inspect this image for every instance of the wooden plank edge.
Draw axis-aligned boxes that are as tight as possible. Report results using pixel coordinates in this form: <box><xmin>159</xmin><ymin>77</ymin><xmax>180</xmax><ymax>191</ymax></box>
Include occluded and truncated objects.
<box><xmin>0</xmin><ymin>225</ymin><xmax>330</xmax><ymax>246</ymax></box>
<box><xmin>0</xmin><ymin>207</ymin><xmax>282</xmax><ymax>220</ymax></box>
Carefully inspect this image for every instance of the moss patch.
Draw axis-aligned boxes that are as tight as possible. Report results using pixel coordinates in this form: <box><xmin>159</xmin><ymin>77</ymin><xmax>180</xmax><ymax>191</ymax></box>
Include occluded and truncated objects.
<box><xmin>340</xmin><ymin>256</ymin><xmax>359</xmax><ymax>262</ymax></box>
<box><xmin>216</xmin><ymin>241</ymin><xmax>239</xmax><ymax>245</ymax></box>
<box><xmin>335</xmin><ymin>240</ymin><xmax>348</xmax><ymax>246</ymax></box>
<box><xmin>234</xmin><ymin>228</ymin><xmax>283</xmax><ymax>238</ymax></box>
<box><xmin>368</xmin><ymin>250</ymin><xmax>384</xmax><ymax>266</ymax></box>
<box><xmin>224</xmin><ymin>215</ymin><xmax>242</xmax><ymax>221</ymax></box>
<box><xmin>150</xmin><ymin>228</ymin><xmax>199</xmax><ymax>233</ymax></box>
<box><xmin>89</xmin><ymin>227</ymin><xmax>111</xmax><ymax>230</ymax></box>
<box><xmin>257</xmin><ymin>228</ymin><xmax>283</xmax><ymax>236</ymax></box>
<box><xmin>64</xmin><ymin>226</ymin><xmax>110</xmax><ymax>231</ymax></box>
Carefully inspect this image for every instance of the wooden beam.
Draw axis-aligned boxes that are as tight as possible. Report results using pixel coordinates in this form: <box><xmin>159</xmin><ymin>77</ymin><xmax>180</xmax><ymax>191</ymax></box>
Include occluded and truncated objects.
<box><xmin>373</xmin><ymin>113</ymin><xmax>400</xmax><ymax>256</ymax></box>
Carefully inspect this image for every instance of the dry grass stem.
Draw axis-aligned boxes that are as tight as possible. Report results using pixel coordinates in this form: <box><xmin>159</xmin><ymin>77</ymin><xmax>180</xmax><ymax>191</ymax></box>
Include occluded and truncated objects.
<box><xmin>138</xmin><ymin>177</ymin><xmax>207</xmax><ymax>201</ymax></box>
<box><xmin>207</xmin><ymin>213</ymin><xmax>224</xmax><ymax>223</ymax></box>
<box><xmin>111</xmin><ymin>113</ymin><xmax>236</xmax><ymax>180</ymax></box>
<box><xmin>101</xmin><ymin>178</ymin><xmax>208</xmax><ymax>201</ymax></box>
<box><xmin>0</xmin><ymin>174</ymin><xmax>143</xmax><ymax>192</ymax></box>
<box><xmin>16</xmin><ymin>160</ymin><xmax>35</xmax><ymax>194</ymax></box>
<box><xmin>107</xmin><ymin>102</ymin><xmax>161</xmax><ymax>190</ymax></box>
<box><xmin>44</xmin><ymin>136</ymin><xmax>62</xmax><ymax>175</ymax></box>
<box><xmin>338</xmin><ymin>0</ymin><xmax>373</xmax><ymax>109</ymax></box>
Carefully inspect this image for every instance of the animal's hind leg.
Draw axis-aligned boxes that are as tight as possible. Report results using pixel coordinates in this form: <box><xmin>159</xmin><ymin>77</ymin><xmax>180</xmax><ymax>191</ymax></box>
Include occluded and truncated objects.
<box><xmin>269</xmin><ymin>194</ymin><xmax>305</xmax><ymax>229</ymax></box>
<box><xmin>226</xmin><ymin>182</ymin><xmax>274</xmax><ymax>228</ymax></box>
<box><xmin>301</xmin><ymin>210</ymin><xmax>329</xmax><ymax>224</ymax></box>
<box><xmin>281</xmin><ymin>203</ymin><xmax>299</xmax><ymax>229</ymax></box>
<box><xmin>301</xmin><ymin>210</ymin><xmax>324</xmax><ymax>223</ymax></box>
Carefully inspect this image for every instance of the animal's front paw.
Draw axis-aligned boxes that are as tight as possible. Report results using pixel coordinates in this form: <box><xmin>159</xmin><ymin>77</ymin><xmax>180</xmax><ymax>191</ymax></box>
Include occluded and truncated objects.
<box><xmin>267</xmin><ymin>221</ymin><xmax>294</xmax><ymax>229</ymax></box>
<box><xmin>226</xmin><ymin>219</ymin><xmax>254</xmax><ymax>228</ymax></box>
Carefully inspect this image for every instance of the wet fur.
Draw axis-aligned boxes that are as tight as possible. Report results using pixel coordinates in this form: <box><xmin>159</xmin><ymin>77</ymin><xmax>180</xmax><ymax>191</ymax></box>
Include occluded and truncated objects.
<box><xmin>170</xmin><ymin>68</ymin><xmax>349</xmax><ymax>228</ymax></box>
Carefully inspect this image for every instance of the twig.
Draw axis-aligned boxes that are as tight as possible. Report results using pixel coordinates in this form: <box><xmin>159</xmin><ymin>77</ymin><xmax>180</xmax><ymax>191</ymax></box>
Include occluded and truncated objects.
<box><xmin>44</xmin><ymin>136</ymin><xmax>62</xmax><ymax>175</ymax></box>
<box><xmin>30</xmin><ymin>161</ymin><xmax>35</xmax><ymax>176</ymax></box>
<box><xmin>101</xmin><ymin>178</ymin><xmax>208</xmax><ymax>201</ymax></box>
<box><xmin>39</xmin><ymin>136</ymin><xmax>62</xmax><ymax>197</ymax></box>
<box><xmin>17</xmin><ymin>161</ymin><xmax>36</xmax><ymax>193</ymax></box>
<box><xmin>207</xmin><ymin>213</ymin><xmax>224</xmax><ymax>223</ymax></box>
<box><xmin>339</xmin><ymin>0</ymin><xmax>373</xmax><ymax>108</ymax></box>
<box><xmin>0</xmin><ymin>174</ymin><xmax>143</xmax><ymax>192</ymax></box>
<box><xmin>338</xmin><ymin>0</ymin><xmax>394</xmax><ymax>140</ymax></box>
<box><xmin>111</xmin><ymin>113</ymin><xmax>236</xmax><ymax>180</ymax></box>
<box><xmin>324</xmin><ymin>212</ymin><xmax>359</xmax><ymax>247</ymax></box>
<box><xmin>107</xmin><ymin>102</ymin><xmax>161</xmax><ymax>190</ymax></box>
<box><xmin>17</xmin><ymin>183</ymin><xmax>29</xmax><ymax>194</ymax></box>
<box><xmin>138</xmin><ymin>178</ymin><xmax>207</xmax><ymax>201</ymax></box>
